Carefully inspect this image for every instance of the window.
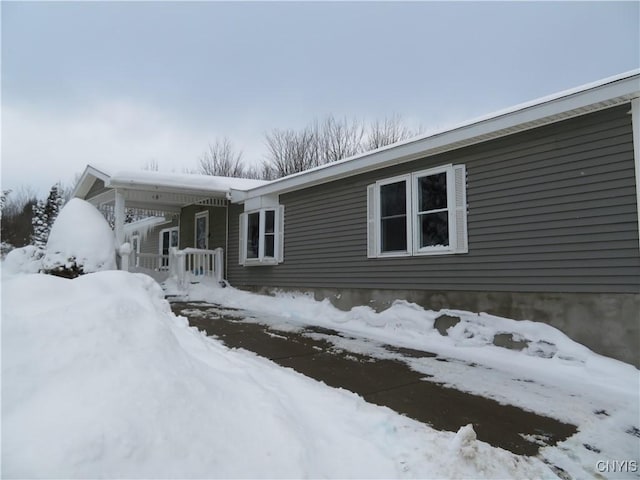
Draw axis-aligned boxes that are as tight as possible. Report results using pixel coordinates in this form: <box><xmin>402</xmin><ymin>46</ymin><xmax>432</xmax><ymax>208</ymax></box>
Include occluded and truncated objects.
<box><xmin>367</xmin><ymin>164</ymin><xmax>467</xmax><ymax>257</ymax></box>
<box><xmin>239</xmin><ymin>206</ymin><xmax>284</xmax><ymax>265</ymax></box>
<box><xmin>195</xmin><ymin>211</ymin><xmax>209</xmax><ymax>250</ymax></box>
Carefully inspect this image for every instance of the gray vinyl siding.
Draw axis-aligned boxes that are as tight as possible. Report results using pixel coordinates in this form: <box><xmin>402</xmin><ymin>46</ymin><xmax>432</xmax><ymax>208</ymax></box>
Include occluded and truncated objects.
<box><xmin>130</xmin><ymin>218</ymin><xmax>179</xmax><ymax>255</ymax></box>
<box><xmin>179</xmin><ymin>205</ymin><xmax>227</xmax><ymax>251</ymax></box>
<box><xmin>227</xmin><ymin>104</ymin><xmax>640</xmax><ymax>294</ymax></box>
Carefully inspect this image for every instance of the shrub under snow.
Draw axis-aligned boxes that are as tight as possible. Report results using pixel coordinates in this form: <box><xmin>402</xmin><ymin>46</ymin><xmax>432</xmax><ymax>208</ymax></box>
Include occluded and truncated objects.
<box><xmin>41</xmin><ymin>198</ymin><xmax>116</xmax><ymax>278</ymax></box>
<box><xmin>3</xmin><ymin>245</ymin><xmax>45</xmax><ymax>274</ymax></box>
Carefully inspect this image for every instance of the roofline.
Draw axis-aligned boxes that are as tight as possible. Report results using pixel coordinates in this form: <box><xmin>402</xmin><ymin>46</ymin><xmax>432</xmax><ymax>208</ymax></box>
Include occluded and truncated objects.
<box><xmin>235</xmin><ymin>70</ymin><xmax>640</xmax><ymax>201</ymax></box>
<box><xmin>106</xmin><ymin>178</ymin><xmax>230</xmax><ymax>198</ymax></box>
<box><xmin>72</xmin><ymin>164</ymin><xmax>112</xmax><ymax>199</ymax></box>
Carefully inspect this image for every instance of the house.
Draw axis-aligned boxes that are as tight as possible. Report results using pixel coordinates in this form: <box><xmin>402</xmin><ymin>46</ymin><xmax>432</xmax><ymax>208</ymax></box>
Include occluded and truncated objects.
<box><xmin>74</xmin><ymin>70</ymin><xmax>640</xmax><ymax>366</ymax></box>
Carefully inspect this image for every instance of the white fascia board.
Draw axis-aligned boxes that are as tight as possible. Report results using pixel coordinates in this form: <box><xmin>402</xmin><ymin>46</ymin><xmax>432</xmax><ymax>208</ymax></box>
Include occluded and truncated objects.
<box><xmin>244</xmin><ymin>194</ymin><xmax>280</xmax><ymax>211</ymax></box>
<box><xmin>72</xmin><ymin>164</ymin><xmax>112</xmax><ymax>198</ymax></box>
<box><xmin>240</xmin><ymin>71</ymin><xmax>640</xmax><ymax>200</ymax></box>
<box><xmin>106</xmin><ymin>179</ymin><xmax>228</xmax><ymax>199</ymax></box>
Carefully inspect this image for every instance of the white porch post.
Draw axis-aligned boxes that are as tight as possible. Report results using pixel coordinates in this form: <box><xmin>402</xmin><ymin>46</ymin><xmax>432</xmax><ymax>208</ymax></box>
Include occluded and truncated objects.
<box><xmin>114</xmin><ymin>189</ymin><xmax>130</xmax><ymax>271</ymax></box>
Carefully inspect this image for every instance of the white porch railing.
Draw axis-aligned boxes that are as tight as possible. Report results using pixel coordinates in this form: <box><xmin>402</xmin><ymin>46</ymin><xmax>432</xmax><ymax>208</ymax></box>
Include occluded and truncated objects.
<box><xmin>171</xmin><ymin>247</ymin><xmax>224</xmax><ymax>288</ymax></box>
<box><xmin>135</xmin><ymin>253</ymin><xmax>170</xmax><ymax>271</ymax></box>
<box><xmin>127</xmin><ymin>247</ymin><xmax>224</xmax><ymax>288</ymax></box>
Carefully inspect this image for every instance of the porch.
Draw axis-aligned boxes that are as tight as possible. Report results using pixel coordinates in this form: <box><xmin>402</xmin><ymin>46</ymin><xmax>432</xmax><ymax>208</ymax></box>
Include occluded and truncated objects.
<box><xmin>130</xmin><ymin>247</ymin><xmax>225</xmax><ymax>288</ymax></box>
<box><xmin>72</xmin><ymin>166</ymin><xmax>241</xmax><ymax>287</ymax></box>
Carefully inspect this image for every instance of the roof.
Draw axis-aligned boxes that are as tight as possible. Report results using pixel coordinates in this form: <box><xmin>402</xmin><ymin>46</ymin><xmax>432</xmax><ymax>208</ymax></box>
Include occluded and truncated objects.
<box><xmin>73</xmin><ymin>166</ymin><xmax>271</xmax><ymax>201</ymax></box>
<box><xmin>107</xmin><ymin>170</ymin><xmax>270</xmax><ymax>195</ymax></box>
<box><xmin>232</xmin><ymin>69</ymin><xmax>640</xmax><ymax>202</ymax></box>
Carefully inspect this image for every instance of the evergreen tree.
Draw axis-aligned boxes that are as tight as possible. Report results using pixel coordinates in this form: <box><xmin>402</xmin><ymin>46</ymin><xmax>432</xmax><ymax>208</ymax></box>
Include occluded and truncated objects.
<box><xmin>31</xmin><ymin>199</ymin><xmax>48</xmax><ymax>248</ymax></box>
<box><xmin>44</xmin><ymin>184</ymin><xmax>64</xmax><ymax>226</ymax></box>
<box><xmin>31</xmin><ymin>184</ymin><xmax>65</xmax><ymax>248</ymax></box>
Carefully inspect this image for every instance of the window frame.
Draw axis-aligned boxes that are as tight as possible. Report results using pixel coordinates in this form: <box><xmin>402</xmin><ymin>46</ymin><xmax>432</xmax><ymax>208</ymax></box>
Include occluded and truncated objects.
<box><xmin>239</xmin><ymin>206</ymin><xmax>284</xmax><ymax>266</ymax></box>
<box><xmin>368</xmin><ymin>163</ymin><xmax>467</xmax><ymax>258</ymax></box>
<box><xmin>376</xmin><ymin>174</ymin><xmax>412</xmax><ymax>257</ymax></box>
<box><xmin>194</xmin><ymin>211</ymin><xmax>209</xmax><ymax>250</ymax></box>
<box><xmin>411</xmin><ymin>165</ymin><xmax>456</xmax><ymax>256</ymax></box>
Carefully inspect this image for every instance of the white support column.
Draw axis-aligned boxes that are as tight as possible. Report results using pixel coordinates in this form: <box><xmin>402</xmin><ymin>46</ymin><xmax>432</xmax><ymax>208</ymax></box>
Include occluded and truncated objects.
<box><xmin>114</xmin><ymin>189</ymin><xmax>129</xmax><ymax>271</ymax></box>
<box><xmin>632</xmin><ymin>98</ymin><xmax>640</xmax><ymax>253</ymax></box>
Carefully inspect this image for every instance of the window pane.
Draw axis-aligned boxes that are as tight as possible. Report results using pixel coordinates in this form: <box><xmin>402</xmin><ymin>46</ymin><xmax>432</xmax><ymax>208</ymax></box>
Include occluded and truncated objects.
<box><xmin>247</xmin><ymin>212</ymin><xmax>259</xmax><ymax>259</ymax></box>
<box><xmin>196</xmin><ymin>217</ymin><xmax>207</xmax><ymax>249</ymax></box>
<box><xmin>265</xmin><ymin>210</ymin><xmax>275</xmax><ymax>234</ymax></box>
<box><xmin>419</xmin><ymin>212</ymin><xmax>449</xmax><ymax>247</ymax></box>
<box><xmin>380</xmin><ymin>181</ymin><xmax>406</xmax><ymax>217</ymax></box>
<box><xmin>381</xmin><ymin>216</ymin><xmax>407</xmax><ymax>252</ymax></box>
<box><xmin>171</xmin><ymin>230</ymin><xmax>179</xmax><ymax>247</ymax></box>
<box><xmin>162</xmin><ymin>231</ymin><xmax>170</xmax><ymax>255</ymax></box>
<box><xmin>265</xmin><ymin>235</ymin><xmax>275</xmax><ymax>257</ymax></box>
<box><xmin>418</xmin><ymin>173</ymin><xmax>447</xmax><ymax>212</ymax></box>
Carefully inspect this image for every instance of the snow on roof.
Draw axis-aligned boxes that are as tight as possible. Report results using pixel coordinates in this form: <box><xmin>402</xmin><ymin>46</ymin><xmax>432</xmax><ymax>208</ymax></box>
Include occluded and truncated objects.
<box><xmin>108</xmin><ymin>170</ymin><xmax>270</xmax><ymax>193</ymax></box>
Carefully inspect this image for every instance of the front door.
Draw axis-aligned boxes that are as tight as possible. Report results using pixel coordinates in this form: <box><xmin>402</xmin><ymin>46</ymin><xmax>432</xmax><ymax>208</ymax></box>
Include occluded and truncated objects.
<box><xmin>160</xmin><ymin>227</ymin><xmax>179</xmax><ymax>268</ymax></box>
<box><xmin>195</xmin><ymin>211</ymin><xmax>209</xmax><ymax>250</ymax></box>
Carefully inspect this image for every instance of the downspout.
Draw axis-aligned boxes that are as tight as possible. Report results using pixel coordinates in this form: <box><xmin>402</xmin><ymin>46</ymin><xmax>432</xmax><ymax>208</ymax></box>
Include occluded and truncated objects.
<box><xmin>632</xmin><ymin>98</ymin><xmax>640</xmax><ymax>253</ymax></box>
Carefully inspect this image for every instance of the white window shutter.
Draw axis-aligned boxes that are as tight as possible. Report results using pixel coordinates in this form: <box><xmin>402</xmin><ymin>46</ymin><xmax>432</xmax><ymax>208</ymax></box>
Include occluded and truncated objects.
<box><xmin>277</xmin><ymin>205</ymin><xmax>285</xmax><ymax>263</ymax></box>
<box><xmin>453</xmin><ymin>165</ymin><xmax>468</xmax><ymax>253</ymax></box>
<box><xmin>366</xmin><ymin>184</ymin><xmax>378</xmax><ymax>258</ymax></box>
<box><xmin>239</xmin><ymin>212</ymin><xmax>247</xmax><ymax>265</ymax></box>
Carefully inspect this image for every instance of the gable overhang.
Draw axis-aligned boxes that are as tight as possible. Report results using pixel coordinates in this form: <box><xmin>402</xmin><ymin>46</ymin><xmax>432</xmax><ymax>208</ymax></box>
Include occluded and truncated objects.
<box><xmin>232</xmin><ymin>70</ymin><xmax>640</xmax><ymax>203</ymax></box>
<box><xmin>72</xmin><ymin>164</ymin><xmax>111</xmax><ymax>199</ymax></box>
<box><xmin>74</xmin><ymin>167</ymin><xmax>232</xmax><ymax>213</ymax></box>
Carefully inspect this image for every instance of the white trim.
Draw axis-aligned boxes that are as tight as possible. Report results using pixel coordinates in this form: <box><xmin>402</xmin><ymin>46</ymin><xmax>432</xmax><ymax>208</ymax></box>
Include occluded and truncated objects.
<box><xmin>240</xmin><ymin>206</ymin><xmax>283</xmax><ymax>266</ymax></box>
<box><xmin>411</xmin><ymin>165</ymin><xmax>455</xmax><ymax>255</ymax></box>
<box><xmin>367</xmin><ymin>164</ymin><xmax>467</xmax><ymax>258</ymax></box>
<box><xmin>72</xmin><ymin>164</ymin><xmax>112</xmax><ymax>199</ymax></box>
<box><xmin>194</xmin><ymin>211</ymin><xmax>209</xmax><ymax>250</ymax></box>
<box><xmin>238</xmin><ymin>71</ymin><xmax>639</xmax><ymax>201</ymax></box>
<box><xmin>376</xmin><ymin>174</ymin><xmax>411</xmax><ymax>257</ymax></box>
<box><xmin>631</xmin><ymin>98</ymin><xmax>640</xmax><ymax>253</ymax></box>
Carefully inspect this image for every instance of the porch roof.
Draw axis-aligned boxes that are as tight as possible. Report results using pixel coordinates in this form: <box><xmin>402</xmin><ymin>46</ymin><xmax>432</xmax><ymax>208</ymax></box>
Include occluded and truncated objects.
<box><xmin>74</xmin><ymin>166</ymin><xmax>270</xmax><ymax>212</ymax></box>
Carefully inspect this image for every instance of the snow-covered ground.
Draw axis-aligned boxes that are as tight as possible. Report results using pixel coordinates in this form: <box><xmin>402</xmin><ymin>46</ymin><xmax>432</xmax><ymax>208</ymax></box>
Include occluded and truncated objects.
<box><xmin>3</xmin><ymin>269</ymin><xmax>558</xmax><ymax>478</ymax></box>
<box><xmin>2</xmin><ymin>266</ymin><xmax>638</xmax><ymax>478</ymax></box>
<box><xmin>170</xmin><ymin>280</ymin><xmax>640</xmax><ymax>479</ymax></box>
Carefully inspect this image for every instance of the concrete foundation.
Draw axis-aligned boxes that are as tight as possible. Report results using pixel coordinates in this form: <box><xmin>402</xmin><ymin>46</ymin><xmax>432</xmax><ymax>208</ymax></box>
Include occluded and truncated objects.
<box><xmin>246</xmin><ymin>286</ymin><xmax>640</xmax><ymax>368</ymax></box>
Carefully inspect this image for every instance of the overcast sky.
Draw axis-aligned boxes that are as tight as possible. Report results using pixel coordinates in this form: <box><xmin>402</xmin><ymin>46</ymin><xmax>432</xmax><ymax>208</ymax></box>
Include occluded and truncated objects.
<box><xmin>2</xmin><ymin>1</ymin><xmax>639</xmax><ymax>197</ymax></box>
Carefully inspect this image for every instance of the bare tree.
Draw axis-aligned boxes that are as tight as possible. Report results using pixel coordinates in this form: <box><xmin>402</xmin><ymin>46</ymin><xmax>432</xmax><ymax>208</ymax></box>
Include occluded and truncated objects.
<box><xmin>198</xmin><ymin>137</ymin><xmax>245</xmax><ymax>177</ymax></box>
<box><xmin>318</xmin><ymin>115</ymin><xmax>365</xmax><ymax>163</ymax></box>
<box><xmin>264</xmin><ymin>127</ymin><xmax>320</xmax><ymax>178</ymax></box>
<box><xmin>365</xmin><ymin>114</ymin><xmax>420</xmax><ymax>151</ymax></box>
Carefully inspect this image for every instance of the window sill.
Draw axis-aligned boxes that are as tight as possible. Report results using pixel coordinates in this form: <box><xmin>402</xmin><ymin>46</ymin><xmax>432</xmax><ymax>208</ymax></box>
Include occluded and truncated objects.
<box><xmin>372</xmin><ymin>248</ymin><xmax>467</xmax><ymax>258</ymax></box>
<box><xmin>243</xmin><ymin>258</ymin><xmax>279</xmax><ymax>267</ymax></box>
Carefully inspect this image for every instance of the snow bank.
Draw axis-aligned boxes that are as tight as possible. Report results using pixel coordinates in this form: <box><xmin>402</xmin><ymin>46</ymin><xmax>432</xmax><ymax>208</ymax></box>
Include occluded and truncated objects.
<box><xmin>42</xmin><ymin>198</ymin><xmax>116</xmax><ymax>275</ymax></box>
<box><xmin>3</xmin><ymin>245</ymin><xmax>44</xmax><ymax>274</ymax></box>
<box><xmin>2</xmin><ymin>271</ymin><xmax>553</xmax><ymax>478</ymax></box>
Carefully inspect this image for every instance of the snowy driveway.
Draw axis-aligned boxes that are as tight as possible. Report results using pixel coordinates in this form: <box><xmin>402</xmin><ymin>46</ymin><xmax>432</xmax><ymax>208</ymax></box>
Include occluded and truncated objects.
<box><xmin>172</xmin><ymin>301</ymin><xmax>577</xmax><ymax>458</ymax></box>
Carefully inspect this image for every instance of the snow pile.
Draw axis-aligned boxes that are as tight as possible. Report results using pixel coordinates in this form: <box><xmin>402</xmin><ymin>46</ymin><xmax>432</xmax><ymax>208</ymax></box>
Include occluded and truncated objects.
<box><xmin>2</xmin><ymin>270</ymin><xmax>554</xmax><ymax>478</ymax></box>
<box><xmin>42</xmin><ymin>198</ymin><xmax>116</xmax><ymax>276</ymax></box>
<box><xmin>3</xmin><ymin>245</ymin><xmax>44</xmax><ymax>274</ymax></box>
